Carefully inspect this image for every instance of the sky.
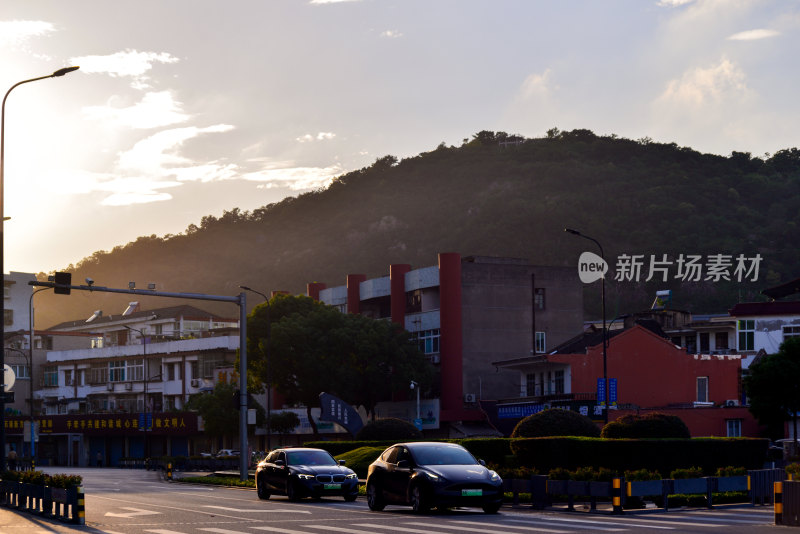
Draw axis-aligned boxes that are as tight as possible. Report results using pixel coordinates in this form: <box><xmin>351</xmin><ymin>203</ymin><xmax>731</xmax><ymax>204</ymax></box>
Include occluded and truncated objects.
<box><xmin>2</xmin><ymin>0</ymin><xmax>799</xmax><ymax>275</ymax></box>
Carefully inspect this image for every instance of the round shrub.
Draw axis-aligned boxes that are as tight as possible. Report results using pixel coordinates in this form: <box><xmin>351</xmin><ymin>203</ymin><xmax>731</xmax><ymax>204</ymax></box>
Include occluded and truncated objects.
<box><xmin>511</xmin><ymin>408</ymin><xmax>601</xmax><ymax>438</ymax></box>
<box><xmin>355</xmin><ymin>417</ymin><xmax>422</xmax><ymax>440</ymax></box>
<box><xmin>601</xmin><ymin>412</ymin><xmax>690</xmax><ymax>439</ymax></box>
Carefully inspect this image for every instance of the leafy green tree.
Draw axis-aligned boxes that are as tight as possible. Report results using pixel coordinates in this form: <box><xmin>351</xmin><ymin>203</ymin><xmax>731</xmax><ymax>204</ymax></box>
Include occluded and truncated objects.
<box><xmin>744</xmin><ymin>337</ymin><xmax>800</xmax><ymax>441</ymax></box>
<box><xmin>269</xmin><ymin>411</ymin><xmax>301</xmax><ymax>446</ymax></box>
<box><xmin>184</xmin><ymin>382</ymin><xmax>239</xmax><ymax>441</ymax></box>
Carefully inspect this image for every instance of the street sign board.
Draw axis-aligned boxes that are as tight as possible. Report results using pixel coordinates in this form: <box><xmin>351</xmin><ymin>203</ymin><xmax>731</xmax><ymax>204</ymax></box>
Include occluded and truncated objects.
<box><xmin>3</xmin><ymin>364</ymin><xmax>15</xmax><ymax>392</ymax></box>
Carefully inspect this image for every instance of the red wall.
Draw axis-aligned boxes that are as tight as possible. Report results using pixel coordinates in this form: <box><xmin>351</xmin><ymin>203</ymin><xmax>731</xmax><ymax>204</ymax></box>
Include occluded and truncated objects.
<box><xmin>390</xmin><ymin>264</ymin><xmax>411</xmax><ymax>326</ymax></box>
<box><xmin>346</xmin><ymin>274</ymin><xmax>366</xmax><ymax>314</ymax></box>
<box><xmin>610</xmin><ymin>407</ymin><xmax>760</xmax><ymax>438</ymax></box>
<box><xmin>550</xmin><ymin>325</ymin><xmax>742</xmax><ymax>407</ymax></box>
<box><xmin>439</xmin><ymin>252</ymin><xmax>464</xmax><ymax>419</ymax></box>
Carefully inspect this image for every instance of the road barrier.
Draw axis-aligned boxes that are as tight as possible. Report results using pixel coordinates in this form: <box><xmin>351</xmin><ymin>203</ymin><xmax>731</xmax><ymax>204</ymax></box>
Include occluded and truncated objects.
<box><xmin>0</xmin><ymin>482</ymin><xmax>84</xmax><ymax>524</ymax></box>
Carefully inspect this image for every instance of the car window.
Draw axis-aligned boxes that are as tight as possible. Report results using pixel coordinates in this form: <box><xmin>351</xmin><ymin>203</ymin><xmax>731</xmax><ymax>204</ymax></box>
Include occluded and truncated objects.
<box><xmin>382</xmin><ymin>446</ymin><xmax>400</xmax><ymax>464</ymax></box>
<box><xmin>277</xmin><ymin>451</ymin><xmax>287</xmax><ymax>464</ymax></box>
<box><xmin>411</xmin><ymin>445</ymin><xmax>478</xmax><ymax>466</ymax></box>
<box><xmin>266</xmin><ymin>451</ymin><xmax>279</xmax><ymax>463</ymax></box>
<box><xmin>287</xmin><ymin>450</ymin><xmax>338</xmax><ymax>466</ymax></box>
<box><xmin>397</xmin><ymin>447</ymin><xmax>412</xmax><ymax>464</ymax></box>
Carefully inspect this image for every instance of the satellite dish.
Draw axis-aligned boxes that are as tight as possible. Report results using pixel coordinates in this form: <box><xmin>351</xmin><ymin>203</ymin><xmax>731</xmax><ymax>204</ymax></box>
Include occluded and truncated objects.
<box><xmin>3</xmin><ymin>364</ymin><xmax>15</xmax><ymax>392</ymax></box>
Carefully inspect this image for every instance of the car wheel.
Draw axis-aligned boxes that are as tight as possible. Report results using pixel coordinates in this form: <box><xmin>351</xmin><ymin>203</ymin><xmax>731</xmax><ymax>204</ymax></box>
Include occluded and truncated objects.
<box><xmin>410</xmin><ymin>484</ymin><xmax>430</xmax><ymax>514</ymax></box>
<box><xmin>366</xmin><ymin>481</ymin><xmax>385</xmax><ymax>511</ymax></box>
<box><xmin>482</xmin><ymin>502</ymin><xmax>501</xmax><ymax>514</ymax></box>
<box><xmin>256</xmin><ymin>475</ymin><xmax>270</xmax><ymax>500</ymax></box>
<box><xmin>343</xmin><ymin>493</ymin><xmax>358</xmax><ymax>502</ymax></box>
<box><xmin>286</xmin><ymin>479</ymin><xmax>300</xmax><ymax>502</ymax></box>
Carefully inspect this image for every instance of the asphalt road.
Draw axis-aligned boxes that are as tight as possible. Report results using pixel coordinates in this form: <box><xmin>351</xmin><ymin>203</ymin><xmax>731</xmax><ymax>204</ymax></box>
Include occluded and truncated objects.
<box><xmin>0</xmin><ymin>468</ymin><xmax>781</xmax><ymax>534</ymax></box>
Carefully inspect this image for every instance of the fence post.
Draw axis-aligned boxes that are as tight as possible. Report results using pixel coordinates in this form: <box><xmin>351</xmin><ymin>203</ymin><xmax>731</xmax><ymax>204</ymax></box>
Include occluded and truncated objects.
<box><xmin>167</xmin><ymin>462</ymin><xmax>172</xmax><ymax>481</ymax></box>
<box><xmin>775</xmin><ymin>481</ymin><xmax>783</xmax><ymax>525</ymax></box>
<box><xmin>612</xmin><ymin>478</ymin><xmax>623</xmax><ymax>515</ymax></box>
<box><xmin>74</xmin><ymin>486</ymin><xmax>85</xmax><ymax>525</ymax></box>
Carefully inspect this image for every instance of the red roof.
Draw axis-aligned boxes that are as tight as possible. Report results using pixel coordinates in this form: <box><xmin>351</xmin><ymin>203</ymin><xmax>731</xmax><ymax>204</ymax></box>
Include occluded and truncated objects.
<box><xmin>729</xmin><ymin>301</ymin><xmax>800</xmax><ymax>317</ymax></box>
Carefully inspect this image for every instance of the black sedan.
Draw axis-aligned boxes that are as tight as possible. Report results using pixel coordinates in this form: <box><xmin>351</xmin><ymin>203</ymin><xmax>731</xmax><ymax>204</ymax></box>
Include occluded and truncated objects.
<box><xmin>366</xmin><ymin>442</ymin><xmax>503</xmax><ymax>514</ymax></box>
<box><xmin>255</xmin><ymin>448</ymin><xmax>359</xmax><ymax>502</ymax></box>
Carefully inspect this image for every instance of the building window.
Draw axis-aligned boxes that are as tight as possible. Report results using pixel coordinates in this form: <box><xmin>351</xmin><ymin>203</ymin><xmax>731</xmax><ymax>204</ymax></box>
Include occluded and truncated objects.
<box><xmin>726</xmin><ymin>419</ymin><xmax>742</xmax><ymax>437</ymax></box>
<box><xmin>738</xmin><ymin>320</ymin><xmax>755</xmax><ymax>351</ymax></box>
<box><xmin>91</xmin><ymin>336</ymin><xmax>104</xmax><ymax>349</ymax></box>
<box><xmin>11</xmin><ymin>364</ymin><xmax>29</xmax><ymax>380</ymax></box>
<box><xmin>525</xmin><ymin>373</ymin><xmax>536</xmax><ymax>397</ymax></box>
<box><xmin>109</xmin><ymin>361</ymin><xmax>126</xmax><ymax>382</ymax></box>
<box><xmin>697</xmin><ymin>376</ymin><xmax>709</xmax><ymax>403</ymax></box>
<box><xmin>784</xmin><ymin>326</ymin><xmax>800</xmax><ymax>341</ymax></box>
<box><xmin>406</xmin><ymin>290</ymin><xmax>422</xmax><ymax>314</ymax></box>
<box><xmin>189</xmin><ymin>360</ymin><xmax>199</xmax><ymax>381</ymax></box>
<box><xmin>3</xmin><ymin>309</ymin><xmax>12</xmax><ymax>326</ymax></box>
<box><xmin>715</xmin><ymin>332</ymin><xmax>729</xmax><ymax>350</ymax></box>
<box><xmin>554</xmin><ymin>369</ymin><xmax>564</xmax><ymax>394</ymax></box>
<box><xmin>43</xmin><ymin>367</ymin><xmax>58</xmax><ymax>387</ymax></box>
<box><xmin>128</xmin><ymin>359</ymin><xmax>144</xmax><ymax>381</ymax></box>
<box><xmin>89</xmin><ymin>364</ymin><xmax>108</xmax><ymax>384</ymax></box>
<box><xmin>415</xmin><ymin>329</ymin><xmax>441</xmax><ymax>354</ymax></box>
<box><xmin>699</xmin><ymin>332</ymin><xmax>709</xmax><ymax>353</ymax></box>
<box><xmin>534</xmin><ymin>288</ymin><xmax>546</xmax><ymax>310</ymax></box>
<box><xmin>535</xmin><ymin>332</ymin><xmax>546</xmax><ymax>354</ymax></box>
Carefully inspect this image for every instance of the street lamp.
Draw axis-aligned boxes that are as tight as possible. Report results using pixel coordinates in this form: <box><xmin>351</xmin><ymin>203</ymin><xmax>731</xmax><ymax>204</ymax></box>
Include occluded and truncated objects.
<box><xmin>239</xmin><ymin>286</ymin><xmax>272</xmax><ymax>452</ymax></box>
<box><xmin>565</xmin><ymin>227</ymin><xmax>609</xmax><ymax>424</ymax></box>
<box><xmin>124</xmin><ymin>324</ymin><xmax>153</xmax><ymax>468</ymax></box>
<box><xmin>1</xmin><ymin>66</ymin><xmax>80</xmax><ymax>468</ymax></box>
<box><xmin>28</xmin><ymin>287</ymin><xmax>50</xmax><ymax>464</ymax></box>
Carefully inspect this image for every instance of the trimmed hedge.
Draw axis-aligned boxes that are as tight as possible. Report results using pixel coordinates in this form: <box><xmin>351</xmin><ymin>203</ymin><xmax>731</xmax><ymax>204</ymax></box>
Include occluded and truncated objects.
<box><xmin>306</xmin><ymin>438</ymin><xmax>512</xmax><ymax>465</ymax></box>
<box><xmin>601</xmin><ymin>412</ymin><xmax>690</xmax><ymax>438</ymax></box>
<box><xmin>511</xmin><ymin>408</ymin><xmax>600</xmax><ymax>438</ymax></box>
<box><xmin>510</xmin><ymin>437</ymin><xmax>769</xmax><ymax>475</ymax></box>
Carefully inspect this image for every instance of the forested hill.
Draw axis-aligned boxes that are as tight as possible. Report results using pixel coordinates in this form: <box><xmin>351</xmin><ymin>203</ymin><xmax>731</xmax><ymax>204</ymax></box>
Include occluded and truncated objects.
<box><xmin>36</xmin><ymin>129</ymin><xmax>800</xmax><ymax>328</ymax></box>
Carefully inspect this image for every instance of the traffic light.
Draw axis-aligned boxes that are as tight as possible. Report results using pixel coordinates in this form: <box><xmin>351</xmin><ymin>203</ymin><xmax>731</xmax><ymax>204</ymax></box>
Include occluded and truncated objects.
<box><xmin>54</xmin><ymin>271</ymin><xmax>72</xmax><ymax>295</ymax></box>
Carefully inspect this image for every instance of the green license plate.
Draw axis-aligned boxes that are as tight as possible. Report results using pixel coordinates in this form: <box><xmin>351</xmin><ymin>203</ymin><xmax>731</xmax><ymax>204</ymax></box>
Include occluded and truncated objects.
<box><xmin>462</xmin><ymin>489</ymin><xmax>482</xmax><ymax>496</ymax></box>
<box><xmin>324</xmin><ymin>483</ymin><xmax>341</xmax><ymax>490</ymax></box>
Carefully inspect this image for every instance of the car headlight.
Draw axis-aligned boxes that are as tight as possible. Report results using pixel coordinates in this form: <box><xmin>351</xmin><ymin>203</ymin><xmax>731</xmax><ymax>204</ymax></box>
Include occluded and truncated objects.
<box><xmin>489</xmin><ymin>470</ymin><xmax>501</xmax><ymax>482</ymax></box>
<box><xmin>426</xmin><ymin>472</ymin><xmax>441</xmax><ymax>482</ymax></box>
<box><xmin>345</xmin><ymin>473</ymin><xmax>358</xmax><ymax>479</ymax></box>
<box><xmin>296</xmin><ymin>474</ymin><xmax>315</xmax><ymax>480</ymax></box>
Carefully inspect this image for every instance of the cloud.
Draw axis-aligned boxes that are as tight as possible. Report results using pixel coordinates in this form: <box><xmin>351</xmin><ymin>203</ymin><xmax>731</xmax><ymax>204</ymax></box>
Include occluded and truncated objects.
<box><xmin>244</xmin><ymin>162</ymin><xmax>343</xmax><ymax>191</ymax></box>
<box><xmin>296</xmin><ymin>132</ymin><xmax>337</xmax><ymax>143</ymax></box>
<box><xmin>518</xmin><ymin>69</ymin><xmax>556</xmax><ymax>100</ymax></box>
<box><xmin>0</xmin><ymin>20</ymin><xmax>55</xmax><ymax>47</ymax></box>
<box><xmin>657</xmin><ymin>0</ymin><xmax>695</xmax><ymax>6</ymax></box>
<box><xmin>656</xmin><ymin>58</ymin><xmax>749</xmax><ymax>108</ymax></box>
<box><xmin>728</xmin><ymin>29</ymin><xmax>780</xmax><ymax>41</ymax></box>
<box><xmin>44</xmin><ymin>168</ymin><xmax>181</xmax><ymax>205</ymax></box>
<box><xmin>82</xmin><ymin>91</ymin><xmax>190</xmax><ymax>129</ymax></box>
<box><xmin>380</xmin><ymin>30</ymin><xmax>403</xmax><ymax>38</ymax></box>
<box><xmin>70</xmin><ymin>49</ymin><xmax>179</xmax><ymax>88</ymax></box>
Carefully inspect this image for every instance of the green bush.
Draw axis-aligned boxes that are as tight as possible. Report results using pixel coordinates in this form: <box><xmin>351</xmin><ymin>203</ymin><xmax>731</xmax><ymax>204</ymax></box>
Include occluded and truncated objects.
<box><xmin>716</xmin><ymin>466</ymin><xmax>747</xmax><ymax>477</ymax></box>
<box><xmin>601</xmin><ymin>413</ymin><xmax>690</xmax><ymax>439</ymax></box>
<box><xmin>355</xmin><ymin>418</ymin><xmax>423</xmax><ymax>441</ymax></box>
<box><xmin>1</xmin><ymin>470</ymin><xmax>81</xmax><ymax>488</ymax></box>
<box><xmin>670</xmin><ymin>466</ymin><xmax>704</xmax><ymax>479</ymax></box>
<box><xmin>335</xmin><ymin>446</ymin><xmax>384</xmax><ymax>478</ymax></box>
<box><xmin>624</xmin><ymin>468</ymin><xmax>662</xmax><ymax>481</ymax></box>
<box><xmin>511</xmin><ymin>408</ymin><xmax>600</xmax><ymax>438</ymax></box>
<box><xmin>786</xmin><ymin>463</ymin><xmax>800</xmax><ymax>477</ymax></box>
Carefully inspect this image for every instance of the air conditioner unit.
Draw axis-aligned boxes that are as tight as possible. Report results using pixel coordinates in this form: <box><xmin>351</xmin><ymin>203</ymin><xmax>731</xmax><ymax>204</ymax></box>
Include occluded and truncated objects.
<box><xmin>464</xmin><ymin>393</ymin><xmax>477</xmax><ymax>403</ymax></box>
<box><xmin>190</xmin><ymin>379</ymin><xmax>201</xmax><ymax>388</ymax></box>
<box><xmin>429</xmin><ymin>354</ymin><xmax>441</xmax><ymax>364</ymax></box>
<box><xmin>125</xmin><ymin>382</ymin><xmax>133</xmax><ymax>391</ymax></box>
<box><xmin>725</xmin><ymin>399</ymin><xmax>740</xmax><ymax>407</ymax></box>
<box><xmin>106</xmin><ymin>383</ymin><xmax>114</xmax><ymax>391</ymax></box>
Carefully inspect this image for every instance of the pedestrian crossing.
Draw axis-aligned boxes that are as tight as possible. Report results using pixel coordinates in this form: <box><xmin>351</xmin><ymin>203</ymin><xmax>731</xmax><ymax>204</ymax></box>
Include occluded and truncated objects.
<box><xmin>140</xmin><ymin>506</ymin><xmax>775</xmax><ymax>534</ymax></box>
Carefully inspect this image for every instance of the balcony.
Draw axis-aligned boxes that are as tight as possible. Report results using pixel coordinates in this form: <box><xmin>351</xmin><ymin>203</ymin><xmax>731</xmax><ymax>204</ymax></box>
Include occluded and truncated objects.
<box><xmin>46</xmin><ymin>335</ymin><xmax>240</xmax><ymax>362</ymax></box>
<box><xmin>497</xmin><ymin>391</ymin><xmax>597</xmax><ymax>405</ymax></box>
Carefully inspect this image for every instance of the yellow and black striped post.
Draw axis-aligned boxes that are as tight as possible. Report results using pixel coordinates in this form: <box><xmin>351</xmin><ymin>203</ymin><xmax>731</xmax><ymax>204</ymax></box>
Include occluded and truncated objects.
<box><xmin>612</xmin><ymin>478</ymin><xmax>623</xmax><ymax>514</ymax></box>
<box><xmin>775</xmin><ymin>481</ymin><xmax>783</xmax><ymax>525</ymax></box>
<box><xmin>74</xmin><ymin>486</ymin><xmax>85</xmax><ymax>525</ymax></box>
<box><xmin>167</xmin><ymin>462</ymin><xmax>172</xmax><ymax>481</ymax></box>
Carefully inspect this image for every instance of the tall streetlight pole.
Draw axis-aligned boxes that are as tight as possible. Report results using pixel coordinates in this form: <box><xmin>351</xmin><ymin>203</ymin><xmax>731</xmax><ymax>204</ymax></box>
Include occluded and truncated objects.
<box><xmin>1</xmin><ymin>66</ymin><xmax>80</xmax><ymax>467</ymax></box>
<box><xmin>29</xmin><ymin>286</ymin><xmax>51</xmax><ymax>464</ymax></box>
<box><xmin>239</xmin><ymin>286</ymin><xmax>272</xmax><ymax>452</ymax></box>
<box><xmin>565</xmin><ymin>228</ymin><xmax>609</xmax><ymax>424</ymax></box>
<box><xmin>124</xmin><ymin>325</ymin><xmax>152</xmax><ymax>468</ymax></box>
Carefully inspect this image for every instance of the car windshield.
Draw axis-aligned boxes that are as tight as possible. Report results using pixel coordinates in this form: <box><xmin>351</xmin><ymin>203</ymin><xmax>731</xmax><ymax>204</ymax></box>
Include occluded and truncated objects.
<box><xmin>286</xmin><ymin>450</ymin><xmax>338</xmax><ymax>466</ymax></box>
<box><xmin>411</xmin><ymin>446</ymin><xmax>478</xmax><ymax>466</ymax></box>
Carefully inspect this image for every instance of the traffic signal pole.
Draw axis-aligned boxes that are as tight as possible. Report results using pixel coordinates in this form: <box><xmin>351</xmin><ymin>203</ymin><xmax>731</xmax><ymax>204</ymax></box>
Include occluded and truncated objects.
<box><xmin>28</xmin><ymin>279</ymin><xmax>250</xmax><ymax>481</ymax></box>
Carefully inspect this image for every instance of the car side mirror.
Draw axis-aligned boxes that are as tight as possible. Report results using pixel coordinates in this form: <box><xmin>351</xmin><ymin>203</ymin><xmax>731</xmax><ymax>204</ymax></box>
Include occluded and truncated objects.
<box><xmin>397</xmin><ymin>460</ymin><xmax>409</xmax><ymax>468</ymax></box>
<box><xmin>339</xmin><ymin>459</ymin><xmax>346</xmax><ymax>466</ymax></box>
<box><xmin>275</xmin><ymin>459</ymin><xmax>285</xmax><ymax>466</ymax></box>
<box><xmin>479</xmin><ymin>459</ymin><xmax>486</xmax><ymax>466</ymax></box>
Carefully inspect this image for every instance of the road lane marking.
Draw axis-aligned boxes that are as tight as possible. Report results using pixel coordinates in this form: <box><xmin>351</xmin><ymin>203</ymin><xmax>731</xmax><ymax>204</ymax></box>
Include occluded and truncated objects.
<box><xmin>356</xmin><ymin>523</ymin><xmax>573</xmax><ymax>534</ymax></box>
<box><xmin>302</xmin><ymin>525</ymin><xmax>395</xmax><ymax>534</ymax></box>
<box><xmin>251</xmin><ymin>528</ymin><xmax>318</xmax><ymax>534</ymax></box>
<box><xmin>455</xmin><ymin>519</ymin><xmax>623</xmax><ymax>531</ymax></box>
<box><xmin>105</xmin><ymin>507</ymin><xmax>162</xmax><ymax>518</ymax></box>
<box><xmin>506</xmin><ymin>517</ymin><xmax>675</xmax><ymax>530</ymax></box>
<box><xmin>403</xmin><ymin>521</ymin><xmax>575</xmax><ymax>534</ymax></box>
<box><xmin>201</xmin><ymin>505</ymin><xmax>311</xmax><ymax>513</ymax></box>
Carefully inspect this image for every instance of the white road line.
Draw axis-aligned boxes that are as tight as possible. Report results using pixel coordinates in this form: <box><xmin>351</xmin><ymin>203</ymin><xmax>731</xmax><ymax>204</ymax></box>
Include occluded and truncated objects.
<box><xmin>251</xmin><ymin>528</ymin><xmax>318</xmax><ymax>534</ymax></box>
<box><xmin>400</xmin><ymin>521</ymin><xmax>571</xmax><ymax>534</ymax></box>
<box><xmin>506</xmin><ymin>517</ymin><xmax>676</xmax><ymax>530</ymax></box>
<box><xmin>201</xmin><ymin>530</ymin><xmax>262</xmax><ymax>534</ymax></box>
<box><xmin>355</xmin><ymin>522</ymin><xmax>573</xmax><ymax>534</ymax></box>
<box><xmin>455</xmin><ymin>519</ymin><xmax>623</xmax><ymax>531</ymax></box>
<box><xmin>145</xmin><ymin>531</ymin><xmax>193</xmax><ymax>534</ymax></box>
<box><xmin>201</xmin><ymin>505</ymin><xmax>311</xmax><ymax>513</ymax></box>
<box><xmin>638</xmin><ymin>514</ymin><xmax>766</xmax><ymax>524</ymax></box>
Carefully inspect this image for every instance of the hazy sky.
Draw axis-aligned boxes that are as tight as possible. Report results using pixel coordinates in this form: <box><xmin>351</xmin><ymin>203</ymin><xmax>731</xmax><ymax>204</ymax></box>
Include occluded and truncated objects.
<box><xmin>2</xmin><ymin>0</ymin><xmax>798</xmax><ymax>274</ymax></box>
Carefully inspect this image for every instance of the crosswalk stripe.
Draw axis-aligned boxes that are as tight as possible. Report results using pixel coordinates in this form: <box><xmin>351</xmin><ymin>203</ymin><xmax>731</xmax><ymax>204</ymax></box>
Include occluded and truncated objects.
<box><xmin>507</xmin><ymin>517</ymin><xmax>676</xmax><ymax>530</ymax></box>
<box><xmin>201</xmin><ymin>505</ymin><xmax>311</xmax><ymax>513</ymax></box>
<box><xmin>201</xmin><ymin>529</ymin><xmax>259</xmax><ymax>534</ymax></box>
<box><xmin>401</xmin><ymin>521</ymin><xmax>570</xmax><ymax>534</ymax></box>
<box><xmin>145</xmin><ymin>531</ymin><xmax>191</xmax><ymax>534</ymax></box>
<box><xmin>251</xmin><ymin>527</ymin><xmax>317</xmax><ymax>534</ymax></box>
<box><xmin>455</xmin><ymin>519</ymin><xmax>623</xmax><ymax>531</ymax></box>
